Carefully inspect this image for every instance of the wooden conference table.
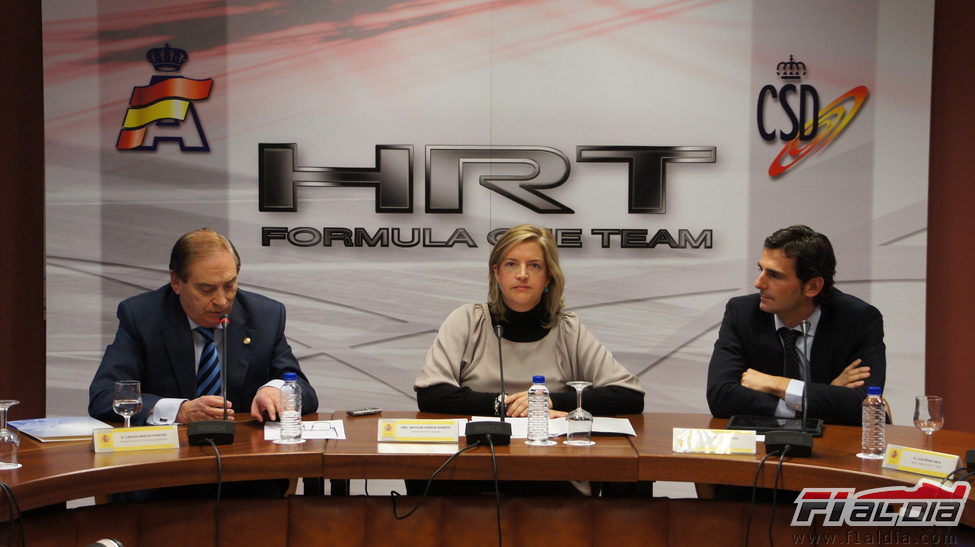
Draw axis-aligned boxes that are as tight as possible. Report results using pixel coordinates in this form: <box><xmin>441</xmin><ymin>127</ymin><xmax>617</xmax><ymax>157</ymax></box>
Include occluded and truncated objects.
<box><xmin>4</xmin><ymin>412</ymin><xmax>975</xmax><ymax>526</ymax></box>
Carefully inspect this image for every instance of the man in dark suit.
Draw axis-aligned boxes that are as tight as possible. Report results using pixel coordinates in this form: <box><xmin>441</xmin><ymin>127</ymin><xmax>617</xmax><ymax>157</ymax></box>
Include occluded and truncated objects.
<box><xmin>706</xmin><ymin>225</ymin><xmax>885</xmax><ymax>425</ymax></box>
<box><xmin>89</xmin><ymin>228</ymin><xmax>317</xmax><ymax>427</ymax></box>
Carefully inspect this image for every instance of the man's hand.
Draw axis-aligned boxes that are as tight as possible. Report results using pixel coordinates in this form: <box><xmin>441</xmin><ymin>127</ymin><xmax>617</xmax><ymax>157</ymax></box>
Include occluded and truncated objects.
<box><xmin>504</xmin><ymin>391</ymin><xmax>555</xmax><ymax>417</ymax></box>
<box><xmin>251</xmin><ymin>386</ymin><xmax>281</xmax><ymax>422</ymax></box>
<box><xmin>831</xmin><ymin>359</ymin><xmax>870</xmax><ymax>388</ymax></box>
<box><xmin>177</xmin><ymin>396</ymin><xmax>233</xmax><ymax>423</ymax></box>
<box><xmin>740</xmin><ymin>368</ymin><xmax>790</xmax><ymax>399</ymax></box>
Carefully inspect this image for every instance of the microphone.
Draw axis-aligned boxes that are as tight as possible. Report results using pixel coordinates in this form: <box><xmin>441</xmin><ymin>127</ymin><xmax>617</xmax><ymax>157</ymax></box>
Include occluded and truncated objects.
<box><xmin>188</xmin><ymin>314</ymin><xmax>237</xmax><ymax>446</ymax></box>
<box><xmin>495</xmin><ymin>324</ymin><xmax>507</xmax><ymax>423</ymax></box>
<box><xmin>464</xmin><ymin>323</ymin><xmax>512</xmax><ymax>446</ymax></box>
<box><xmin>86</xmin><ymin>540</ymin><xmax>123</xmax><ymax>547</ymax></box>
<box><xmin>799</xmin><ymin>319</ymin><xmax>810</xmax><ymax>433</ymax></box>
<box><xmin>219</xmin><ymin>315</ymin><xmax>230</xmax><ymax>422</ymax></box>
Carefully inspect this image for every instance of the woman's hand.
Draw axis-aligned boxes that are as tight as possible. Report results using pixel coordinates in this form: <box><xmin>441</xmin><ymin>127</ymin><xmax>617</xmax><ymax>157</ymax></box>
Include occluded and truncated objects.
<box><xmin>504</xmin><ymin>391</ymin><xmax>559</xmax><ymax>417</ymax></box>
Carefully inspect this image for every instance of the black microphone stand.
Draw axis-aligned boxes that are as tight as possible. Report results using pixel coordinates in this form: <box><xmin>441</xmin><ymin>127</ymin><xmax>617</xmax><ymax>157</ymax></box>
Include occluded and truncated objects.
<box><xmin>464</xmin><ymin>324</ymin><xmax>512</xmax><ymax>445</ymax></box>
<box><xmin>188</xmin><ymin>314</ymin><xmax>236</xmax><ymax>445</ymax></box>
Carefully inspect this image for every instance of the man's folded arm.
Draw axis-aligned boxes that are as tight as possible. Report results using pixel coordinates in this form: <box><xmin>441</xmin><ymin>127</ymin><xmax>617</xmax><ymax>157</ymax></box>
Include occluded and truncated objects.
<box><xmin>706</xmin><ymin>303</ymin><xmax>780</xmax><ymax>418</ymax></box>
<box><xmin>805</xmin><ymin>304</ymin><xmax>886</xmax><ymax>425</ymax></box>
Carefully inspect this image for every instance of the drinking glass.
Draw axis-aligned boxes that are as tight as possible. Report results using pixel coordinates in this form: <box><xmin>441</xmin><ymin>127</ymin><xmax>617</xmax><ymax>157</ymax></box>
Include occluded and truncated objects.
<box><xmin>564</xmin><ymin>381</ymin><xmax>595</xmax><ymax>446</ymax></box>
<box><xmin>913</xmin><ymin>395</ymin><xmax>944</xmax><ymax>450</ymax></box>
<box><xmin>0</xmin><ymin>400</ymin><xmax>21</xmax><ymax>470</ymax></box>
<box><xmin>113</xmin><ymin>380</ymin><xmax>143</xmax><ymax>428</ymax></box>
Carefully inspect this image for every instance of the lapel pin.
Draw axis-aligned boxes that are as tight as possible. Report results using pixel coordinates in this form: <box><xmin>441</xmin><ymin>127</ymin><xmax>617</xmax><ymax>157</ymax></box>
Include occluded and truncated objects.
<box><xmin>243</xmin><ymin>337</ymin><xmax>252</xmax><ymax>345</ymax></box>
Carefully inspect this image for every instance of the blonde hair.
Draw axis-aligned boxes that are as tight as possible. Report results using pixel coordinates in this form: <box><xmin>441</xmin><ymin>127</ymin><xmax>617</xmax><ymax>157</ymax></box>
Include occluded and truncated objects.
<box><xmin>487</xmin><ymin>224</ymin><xmax>565</xmax><ymax>328</ymax></box>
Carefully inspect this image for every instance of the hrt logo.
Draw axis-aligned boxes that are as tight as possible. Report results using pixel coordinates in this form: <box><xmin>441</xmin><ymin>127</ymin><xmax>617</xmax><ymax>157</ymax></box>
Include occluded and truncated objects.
<box><xmin>756</xmin><ymin>54</ymin><xmax>868</xmax><ymax>178</ymax></box>
<box><xmin>792</xmin><ymin>479</ymin><xmax>970</xmax><ymax>527</ymax></box>
<box><xmin>116</xmin><ymin>44</ymin><xmax>213</xmax><ymax>151</ymax></box>
<box><xmin>258</xmin><ymin>144</ymin><xmax>716</xmax><ymax>213</ymax></box>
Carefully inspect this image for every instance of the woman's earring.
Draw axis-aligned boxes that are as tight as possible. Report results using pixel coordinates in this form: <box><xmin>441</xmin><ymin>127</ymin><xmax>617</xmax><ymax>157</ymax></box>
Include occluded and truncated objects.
<box><xmin>544</xmin><ymin>286</ymin><xmax>550</xmax><ymax>293</ymax></box>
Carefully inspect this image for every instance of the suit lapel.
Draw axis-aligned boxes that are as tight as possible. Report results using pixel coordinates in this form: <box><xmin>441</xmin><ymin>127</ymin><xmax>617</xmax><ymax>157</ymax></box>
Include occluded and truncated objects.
<box><xmin>810</xmin><ymin>303</ymin><xmax>835</xmax><ymax>383</ymax></box>
<box><xmin>161</xmin><ymin>290</ymin><xmax>196</xmax><ymax>398</ymax></box>
<box><xmin>756</xmin><ymin>313</ymin><xmax>786</xmax><ymax>376</ymax></box>
<box><xmin>226</xmin><ymin>298</ymin><xmax>252</xmax><ymax>403</ymax></box>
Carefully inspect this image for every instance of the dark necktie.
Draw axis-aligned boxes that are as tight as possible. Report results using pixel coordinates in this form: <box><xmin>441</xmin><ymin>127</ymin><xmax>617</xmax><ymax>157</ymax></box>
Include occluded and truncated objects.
<box><xmin>196</xmin><ymin>327</ymin><xmax>222</xmax><ymax>397</ymax></box>
<box><xmin>778</xmin><ymin>327</ymin><xmax>803</xmax><ymax>380</ymax></box>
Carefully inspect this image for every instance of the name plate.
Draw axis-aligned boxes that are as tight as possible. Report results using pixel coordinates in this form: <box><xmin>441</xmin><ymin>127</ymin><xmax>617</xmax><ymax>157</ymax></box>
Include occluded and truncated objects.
<box><xmin>672</xmin><ymin>427</ymin><xmax>756</xmax><ymax>455</ymax></box>
<box><xmin>377</xmin><ymin>419</ymin><xmax>459</xmax><ymax>443</ymax></box>
<box><xmin>93</xmin><ymin>426</ymin><xmax>179</xmax><ymax>453</ymax></box>
<box><xmin>882</xmin><ymin>444</ymin><xmax>959</xmax><ymax>477</ymax></box>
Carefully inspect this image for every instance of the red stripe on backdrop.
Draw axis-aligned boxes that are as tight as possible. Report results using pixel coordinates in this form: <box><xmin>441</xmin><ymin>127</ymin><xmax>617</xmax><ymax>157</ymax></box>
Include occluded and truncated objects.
<box><xmin>128</xmin><ymin>77</ymin><xmax>213</xmax><ymax>107</ymax></box>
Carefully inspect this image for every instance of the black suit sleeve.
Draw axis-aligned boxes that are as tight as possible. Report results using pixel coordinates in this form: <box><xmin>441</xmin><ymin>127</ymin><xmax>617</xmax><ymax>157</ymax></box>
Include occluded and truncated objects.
<box><xmin>88</xmin><ymin>300</ymin><xmax>159</xmax><ymax>425</ymax></box>
<box><xmin>550</xmin><ymin>386</ymin><xmax>644</xmax><ymax>415</ymax></box>
<box><xmin>265</xmin><ymin>303</ymin><xmax>318</xmax><ymax>414</ymax></box>
<box><xmin>706</xmin><ymin>299</ymin><xmax>781</xmax><ymax>418</ymax></box>
<box><xmin>416</xmin><ymin>383</ymin><xmax>498</xmax><ymax>415</ymax></box>
<box><xmin>805</xmin><ymin>302</ymin><xmax>885</xmax><ymax>425</ymax></box>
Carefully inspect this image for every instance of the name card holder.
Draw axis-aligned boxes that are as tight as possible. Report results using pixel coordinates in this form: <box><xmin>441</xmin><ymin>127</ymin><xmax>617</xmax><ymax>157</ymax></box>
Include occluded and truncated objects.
<box><xmin>93</xmin><ymin>426</ymin><xmax>180</xmax><ymax>453</ymax></box>
<box><xmin>377</xmin><ymin>419</ymin><xmax>459</xmax><ymax>443</ymax></box>
<box><xmin>882</xmin><ymin>444</ymin><xmax>960</xmax><ymax>478</ymax></box>
<box><xmin>672</xmin><ymin>427</ymin><xmax>756</xmax><ymax>455</ymax></box>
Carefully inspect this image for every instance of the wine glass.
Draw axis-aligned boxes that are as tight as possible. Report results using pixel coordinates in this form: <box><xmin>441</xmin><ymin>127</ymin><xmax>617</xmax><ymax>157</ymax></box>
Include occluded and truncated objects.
<box><xmin>913</xmin><ymin>395</ymin><xmax>944</xmax><ymax>450</ymax></box>
<box><xmin>564</xmin><ymin>381</ymin><xmax>595</xmax><ymax>446</ymax></box>
<box><xmin>113</xmin><ymin>380</ymin><xmax>143</xmax><ymax>428</ymax></box>
<box><xmin>0</xmin><ymin>400</ymin><xmax>21</xmax><ymax>470</ymax></box>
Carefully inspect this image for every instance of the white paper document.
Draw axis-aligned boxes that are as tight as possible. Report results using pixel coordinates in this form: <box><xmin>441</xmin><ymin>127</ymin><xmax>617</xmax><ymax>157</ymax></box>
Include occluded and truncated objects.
<box><xmin>591</xmin><ymin>417</ymin><xmax>637</xmax><ymax>436</ymax></box>
<box><xmin>10</xmin><ymin>416</ymin><xmax>112</xmax><ymax>442</ymax></box>
<box><xmin>264</xmin><ymin>420</ymin><xmax>346</xmax><ymax>440</ymax></box>
<box><xmin>468</xmin><ymin>416</ymin><xmax>636</xmax><ymax>438</ymax></box>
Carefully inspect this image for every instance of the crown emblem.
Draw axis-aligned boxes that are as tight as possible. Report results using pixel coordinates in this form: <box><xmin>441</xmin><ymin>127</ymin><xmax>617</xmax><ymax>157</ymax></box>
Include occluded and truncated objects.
<box><xmin>146</xmin><ymin>43</ymin><xmax>188</xmax><ymax>72</ymax></box>
<box><xmin>776</xmin><ymin>54</ymin><xmax>807</xmax><ymax>81</ymax></box>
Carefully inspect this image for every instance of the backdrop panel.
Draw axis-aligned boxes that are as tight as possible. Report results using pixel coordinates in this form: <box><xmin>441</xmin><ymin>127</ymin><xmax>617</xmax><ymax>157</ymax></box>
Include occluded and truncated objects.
<box><xmin>43</xmin><ymin>0</ymin><xmax>932</xmax><ymax>425</ymax></box>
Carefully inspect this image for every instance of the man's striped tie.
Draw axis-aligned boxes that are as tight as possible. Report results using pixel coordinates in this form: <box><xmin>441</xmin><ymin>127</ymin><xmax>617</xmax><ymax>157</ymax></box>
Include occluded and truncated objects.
<box><xmin>196</xmin><ymin>327</ymin><xmax>222</xmax><ymax>396</ymax></box>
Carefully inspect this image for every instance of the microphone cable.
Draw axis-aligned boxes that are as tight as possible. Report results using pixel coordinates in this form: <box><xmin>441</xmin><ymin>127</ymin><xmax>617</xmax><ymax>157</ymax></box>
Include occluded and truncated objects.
<box><xmin>0</xmin><ymin>481</ymin><xmax>23</xmax><ymax>547</ymax></box>
<box><xmin>767</xmin><ymin>444</ymin><xmax>791</xmax><ymax>547</ymax></box>
<box><xmin>391</xmin><ymin>442</ymin><xmax>481</xmax><ymax>520</ymax></box>
<box><xmin>486</xmin><ymin>434</ymin><xmax>503</xmax><ymax>547</ymax></box>
<box><xmin>205</xmin><ymin>438</ymin><xmax>224</xmax><ymax>547</ymax></box>
<box><xmin>744</xmin><ymin>449</ymin><xmax>780</xmax><ymax>546</ymax></box>
<box><xmin>933</xmin><ymin>466</ymin><xmax>975</xmax><ymax>542</ymax></box>
<box><xmin>939</xmin><ymin>466</ymin><xmax>974</xmax><ymax>486</ymax></box>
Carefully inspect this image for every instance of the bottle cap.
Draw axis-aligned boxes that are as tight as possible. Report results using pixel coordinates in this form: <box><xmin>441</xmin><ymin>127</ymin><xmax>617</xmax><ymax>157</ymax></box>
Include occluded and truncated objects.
<box><xmin>283</xmin><ymin>372</ymin><xmax>298</xmax><ymax>381</ymax></box>
<box><xmin>532</xmin><ymin>375</ymin><xmax>545</xmax><ymax>384</ymax></box>
<box><xmin>867</xmin><ymin>386</ymin><xmax>882</xmax><ymax>396</ymax></box>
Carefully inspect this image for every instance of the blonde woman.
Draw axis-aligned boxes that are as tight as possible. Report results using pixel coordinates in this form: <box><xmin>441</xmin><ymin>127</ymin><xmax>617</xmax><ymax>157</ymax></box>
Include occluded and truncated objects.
<box><xmin>415</xmin><ymin>224</ymin><xmax>644</xmax><ymax>417</ymax></box>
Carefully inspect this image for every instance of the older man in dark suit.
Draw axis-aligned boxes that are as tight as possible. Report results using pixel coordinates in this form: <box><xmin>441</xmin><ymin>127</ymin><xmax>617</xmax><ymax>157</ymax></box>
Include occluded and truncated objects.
<box><xmin>706</xmin><ymin>225</ymin><xmax>885</xmax><ymax>426</ymax></box>
<box><xmin>89</xmin><ymin>228</ymin><xmax>317</xmax><ymax>427</ymax></box>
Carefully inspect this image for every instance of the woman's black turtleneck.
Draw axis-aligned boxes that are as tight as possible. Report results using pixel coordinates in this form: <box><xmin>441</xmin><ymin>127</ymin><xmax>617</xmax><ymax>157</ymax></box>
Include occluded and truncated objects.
<box><xmin>490</xmin><ymin>302</ymin><xmax>550</xmax><ymax>342</ymax></box>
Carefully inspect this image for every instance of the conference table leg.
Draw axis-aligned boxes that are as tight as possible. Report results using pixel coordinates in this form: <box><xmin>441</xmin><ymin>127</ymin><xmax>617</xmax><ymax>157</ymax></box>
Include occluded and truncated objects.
<box><xmin>329</xmin><ymin>478</ymin><xmax>350</xmax><ymax>496</ymax></box>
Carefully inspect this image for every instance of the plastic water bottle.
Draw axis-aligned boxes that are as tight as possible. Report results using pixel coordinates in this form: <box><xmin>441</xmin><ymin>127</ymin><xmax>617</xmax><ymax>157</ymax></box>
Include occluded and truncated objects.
<box><xmin>526</xmin><ymin>375</ymin><xmax>554</xmax><ymax>446</ymax></box>
<box><xmin>859</xmin><ymin>386</ymin><xmax>885</xmax><ymax>459</ymax></box>
<box><xmin>278</xmin><ymin>372</ymin><xmax>303</xmax><ymax>444</ymax></box>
